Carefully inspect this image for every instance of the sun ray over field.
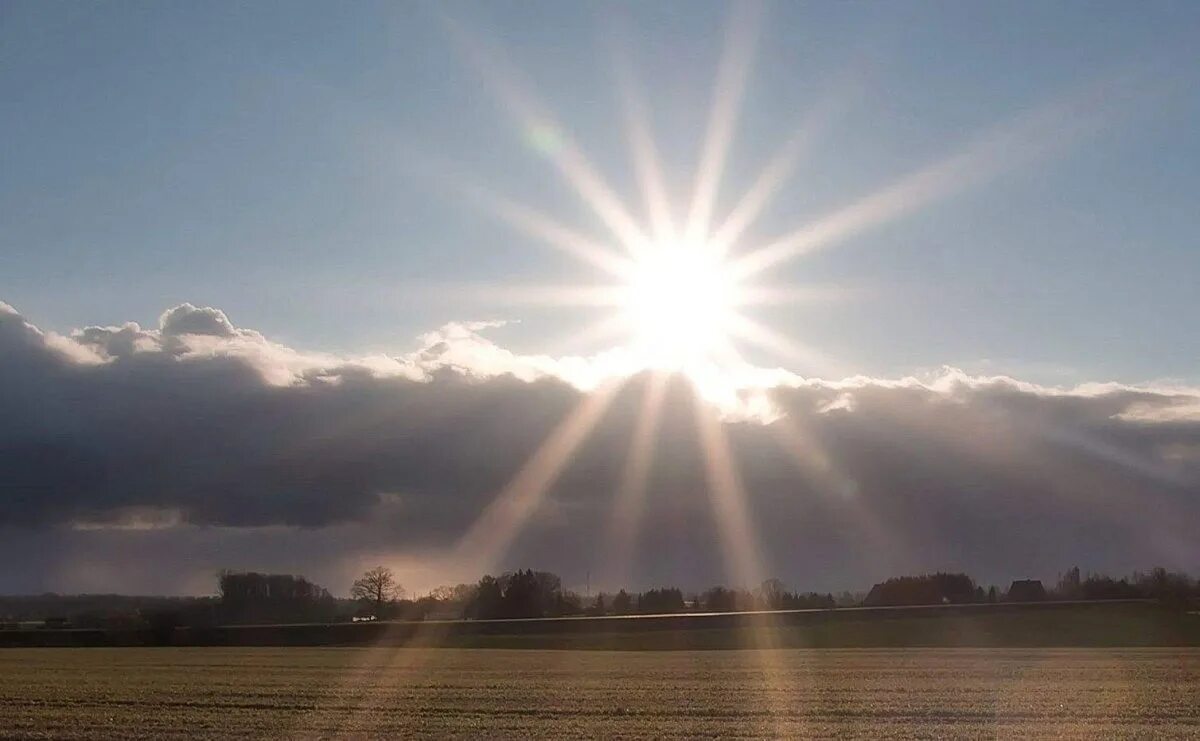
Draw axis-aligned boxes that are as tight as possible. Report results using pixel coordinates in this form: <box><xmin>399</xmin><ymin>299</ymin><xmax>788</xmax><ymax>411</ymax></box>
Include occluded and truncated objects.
<box><xmin>402</xmin><ymin>10</ymin><xmax>1150</xmax><ymax>655</ymax></box>
<box><xmin>691</xmin><ymin>387</ymin><xmax>799</xmax><ymax>735</ymax></box>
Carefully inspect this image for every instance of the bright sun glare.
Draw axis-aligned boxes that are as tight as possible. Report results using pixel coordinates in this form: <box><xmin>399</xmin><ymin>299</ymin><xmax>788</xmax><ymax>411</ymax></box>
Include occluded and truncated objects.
<box><xmin>431</xmin><ymin>0</ymin><xmax>1108</xmax><ymax>621</ymax></box>
<box><xmin>438</xmin><ymin>0</ymin><xmax>1080</xmax><ymax>397</ymax></box>
<box><xmin>623</xmin><ymin>242</ymin><xmax>738</xmax><ymax>370</ymax></box>
<box><xmin>436</xmin><ymin>3</ymin><xmax>869</xmax><ymax>393</ymax></box>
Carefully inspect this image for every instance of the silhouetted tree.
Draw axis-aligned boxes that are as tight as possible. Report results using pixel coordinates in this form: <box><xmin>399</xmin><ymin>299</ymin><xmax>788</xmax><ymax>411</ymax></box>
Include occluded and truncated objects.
<box><xmin>466</xmin><ymin>575</ymin><xmax>503</xmax><ymax>619</ymax></box>
<box><xmin>143</xmin><ymin>608</ymin><xmax>182</xmax><ymax>645</ymax></box>
<box><xmin>427</xmin><ymin>583</ymin><xmax>478</xmax><ymax>618</ymax></box>
<box><xmin>532</xmin><ymin>571</ymin><xmax>565</xmax><ymax>615</ymax></box>
<box><xmin>611</xmin><ymin>589</ymin><xmax>633</xmax><ymax>615</ymax></box>
<box><xmin>702</xmin><ymin>586</ymin><xmax>737</xmax><ymax>612</ymax></box>
<box><xmin>863</xmin><ymin>572</ymin><xmax>981</xmax><ymax>607</ymax></box>
<box><xmin>759</xmin><ymin>579</ymin><xmax>786</xmax><ymax>610</ymax></box>
<box><xmin>217</xmin><ymin>571</ymin><xmax>334</xmax><ymax>624</ymax></box>
<box><xmin>637</xmin><ymin>587</ymin><xmax>686</xmax><ymax>613</ymax></box>
<box><xmin>351</xmin><ymin>566</ymin><xmax>402</xmax><ymax>616</ymax></box>
<box><xmin>501</xmin><ymin>570</ymin><xmax>542</xmax><ymax>618</ymax></box>
<box><xmin>1056</xmin><ymin>566</ymin><xmax>1082</xmax><ymax>599</ymax></box>
<box><xmin>559</xmin><ymin>591</ymin><xmax>584</xmax><ymax>616</ymax></box>
<box><xmin>463</xmin><ymin>570</ymin><xmax>572</xmax><ymax>619</ymax></box>
<box><xmin>1080</xmin><ymin>574</ymin><xmax>1140</xmax><ymax>600</ymax></box>
<box><xmin>1135</xmin><ymin>567</ymin><xmax>1195</xmax><ymax>606</ymax></box>
<box><xmin>779</xmin><ymin>591</ymin><xmax>836</xmax><ymax>610</ymax></box>
<box><xmin>835</xmin><ymin>591</ymin><xmax>864</xmax><ymax>608</ymax></box>
<box><xmin>1047</xmin><ymin>565</ymin><xmax>1196</xmax><ymax>605</ymax></box>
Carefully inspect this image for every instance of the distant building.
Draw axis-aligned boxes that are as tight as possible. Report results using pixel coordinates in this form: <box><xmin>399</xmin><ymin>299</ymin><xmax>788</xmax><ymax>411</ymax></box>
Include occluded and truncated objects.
<box><xmin>1007</xmin><ymin>579</ymin><xmax>1047</xmax><ymax>602</ymax></box>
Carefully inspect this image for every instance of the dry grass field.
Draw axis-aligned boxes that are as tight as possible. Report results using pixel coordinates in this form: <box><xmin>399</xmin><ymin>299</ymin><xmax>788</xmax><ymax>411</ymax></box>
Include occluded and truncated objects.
<box><xmin>1</xmin><ymin>647</ymin><xmax>1198</xmax><ymax>738</ymax></box>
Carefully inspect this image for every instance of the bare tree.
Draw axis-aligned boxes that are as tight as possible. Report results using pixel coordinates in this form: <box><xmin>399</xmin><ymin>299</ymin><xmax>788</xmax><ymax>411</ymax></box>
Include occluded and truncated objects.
<box><xmin>351</xmin><ymin>566</ymin><xmax>402</xmax><ymax>615</ymax></box>
<box><xmin>759</xmin><ymin>578</ymin><xmax>786</xmax><ymax>610</ymax></box>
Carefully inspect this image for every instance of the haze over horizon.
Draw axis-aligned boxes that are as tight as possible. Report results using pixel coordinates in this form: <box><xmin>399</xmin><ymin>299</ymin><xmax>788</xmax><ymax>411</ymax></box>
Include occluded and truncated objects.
<box><xmin>2</xmin><ymin>0</ymin><xmax>1198</xmax><ymax>596</ymax></box>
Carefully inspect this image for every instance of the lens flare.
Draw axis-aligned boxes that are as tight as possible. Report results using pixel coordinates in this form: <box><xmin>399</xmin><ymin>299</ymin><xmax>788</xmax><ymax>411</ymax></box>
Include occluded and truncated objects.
<box><xmin>429</xmin><ymin>8</ymin><xmax>1129</xmax><ymax>660</ymax></box>
<box><xmin>622</xmin><ymin>242</ymin><xmax>740</xmax><ymax>370</ymax></box>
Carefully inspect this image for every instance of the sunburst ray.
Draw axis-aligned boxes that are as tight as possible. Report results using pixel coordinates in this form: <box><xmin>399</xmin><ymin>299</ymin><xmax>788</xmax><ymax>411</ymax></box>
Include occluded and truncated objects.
<box><xmin>726</xmin><ymin>313</ymin><xmax>840</xmax><ymax>377</ymax></box>
<box><xmin>393</xmin><ymin>145</ymin><xmax>634</xmax><ymax>279</ymax></box>
<box><xmin>542</xmin><ymin>313</ymin><xmax>632</xmax><ymax>358</ymax></box>
<box><xmin>691</xmin><ymin>386</ymin><xmax>797</xmax><ymax>734</ymax></box>
<box><xmin>684</xmin><ymin>0</ymin><xmax>764</xmax><ymax>242</ymax></box>
<box><xmin>732</xmin><ymin>74</ymin><xmax>1134</xmax><ymax>279</ymax></box>
<box><xmin>608</xmin><ymin>22</ymin><xmax>677</xmax><ymax>242</ymax></box>
<box><xmin>692</xmin><ymin>390</ymin><xmax>765</xmax><ymax>587</ymax></box>
<box><xmin>733</xmin><ymin>283</ymin><xmax>855</xmax><ymax>308</ymax></box>
<box><xmin>766</xmin><ymin>412</ymin><xmax>909</xmax><ymax>576</ymax></box>
<box><xmin>404</xmin><ymin>282</ymin><xmax>625</xmax><ymax>309</ymax></box>
<box><xmin>710</xmin><ymin>87</ymin><xmax>854</xmax><ymax>255</ymax></box>
<box><xmin>466</xmin><ymin>190</ymin><xmax>637</xmax><ymax>279</ymax></box>
<box><xmin>441</xmin><ymin>13</ymin><xmax>650</xmax><ymax>253</ymax></box>
<box><xmin>601</xmin><ymin>370</ymin><xmax>669</xmax><ymax>588</ymax></box>
<box><xmin>451</xmin><ymin>378</ymin><xmax>626</xmax><ymax>572</ymax></box>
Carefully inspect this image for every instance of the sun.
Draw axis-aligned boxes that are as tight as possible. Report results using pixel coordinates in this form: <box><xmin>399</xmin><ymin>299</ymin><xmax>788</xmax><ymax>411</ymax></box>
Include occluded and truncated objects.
<box><xmin>438</xmin><ymin>4</ymin><xmax>863</xmax><ymax>392</ymax></box>
<box><xmin>622</xmin><ymin>241</ymin><xmax>739</xmax><ymax>370</ymax></box>
<box><xmin>432</xmin><ymin>3</ymin><xmax>1093</xmax><ymax>642</ymax></box>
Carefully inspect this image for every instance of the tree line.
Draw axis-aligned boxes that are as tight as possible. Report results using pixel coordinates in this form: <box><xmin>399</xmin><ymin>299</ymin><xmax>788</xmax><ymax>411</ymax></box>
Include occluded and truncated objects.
<box><xmin>4</xmin><ymin>564</ymin><xmax>1197</xmax><ymax>630</ymax></box>
<box><xmin>207</xmin><ymin>563</ymin><xmax>1199</xmax><ymax>625</ymax></box>
<box><xmin>216</xmin><ymin>571</ymin><xmax>336</xmax><ymax>624</ymax></box>
<box><xmin>862</xmin><ymin>566</ymin><xmax>1200</xmax><ymax>608</ymax></box>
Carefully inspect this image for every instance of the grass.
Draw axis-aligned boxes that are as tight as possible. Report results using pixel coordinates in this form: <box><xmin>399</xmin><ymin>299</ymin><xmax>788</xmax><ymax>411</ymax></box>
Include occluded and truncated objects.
<box><xmin>1</xmin><ymin>647</ymin><xmax>1198</xmax><ymax>738</ymax></box>
<box><xmin>7</xmin><ymin>600</ymin><xmax>1199</xmax><ymax>649</ymax></box>
<box><xmin>425</xmin><ymin>601</ymin><xmax>1200</xmax><ymax>650</ymax></box>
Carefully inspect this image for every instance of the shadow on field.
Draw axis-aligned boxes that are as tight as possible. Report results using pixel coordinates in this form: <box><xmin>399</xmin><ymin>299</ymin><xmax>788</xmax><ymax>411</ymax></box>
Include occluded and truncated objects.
<box><xmin>3</xmin><ymin>601</ymin><xmax>1199</xmax><ymax>651</ymax></box>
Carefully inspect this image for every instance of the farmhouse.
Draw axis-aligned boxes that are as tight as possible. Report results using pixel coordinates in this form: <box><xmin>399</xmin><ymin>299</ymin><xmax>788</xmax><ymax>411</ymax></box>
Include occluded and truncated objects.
<box><xmin>1007</xmin><ymin>580</ymin><xmax>1047</xmax><ymax>602</ymax></box>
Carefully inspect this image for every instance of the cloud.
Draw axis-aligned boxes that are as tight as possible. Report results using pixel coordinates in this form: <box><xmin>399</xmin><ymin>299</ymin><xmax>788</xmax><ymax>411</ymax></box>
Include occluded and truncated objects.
<box><xmin>0</xmin><ymin>302</ymin><xmax>1198</xmax><ymax>594</ymax></box>
<box><xmin>159</xmin><ymin>303</ymin><xmax>238</xmax><ymax>338</ymax></box>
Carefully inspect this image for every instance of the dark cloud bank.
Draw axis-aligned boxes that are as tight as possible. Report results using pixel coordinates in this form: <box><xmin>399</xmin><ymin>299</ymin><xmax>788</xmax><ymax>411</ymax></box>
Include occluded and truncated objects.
<box><xmin>1</xmin><ymin>301</ymin><xmax>1197</xmax><ymax>595</ymax></box>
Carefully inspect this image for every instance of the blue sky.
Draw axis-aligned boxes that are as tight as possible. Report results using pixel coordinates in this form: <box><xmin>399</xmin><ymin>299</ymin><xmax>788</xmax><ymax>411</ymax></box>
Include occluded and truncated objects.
<box><xmin>3</xmin><ymin>2</ymin><xmax>1200</xmax><ymax>594</ymax></box>
<box><xmin>3</xmin><ymin>0</ymin><xmax>1198</xmax><ymax>384</ymax></box>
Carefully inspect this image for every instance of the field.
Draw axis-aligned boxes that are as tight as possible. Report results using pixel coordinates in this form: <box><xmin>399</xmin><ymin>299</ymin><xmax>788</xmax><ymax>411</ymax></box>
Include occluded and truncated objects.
<box><xmin>2</xmin><ymin>647</ymin><xmax>1198</xmax><ymax>738</ymax></box>
<box><xmin>6</xmin><ymin>600</ymin><xmax>1199</xmax><ymax>649</ymax></box>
